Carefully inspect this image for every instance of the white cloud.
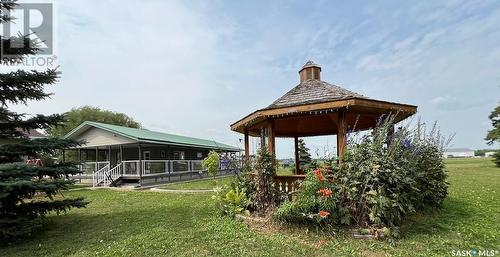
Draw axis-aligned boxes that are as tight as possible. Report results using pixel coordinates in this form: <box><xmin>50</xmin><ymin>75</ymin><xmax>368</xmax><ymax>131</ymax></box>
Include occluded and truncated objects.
<box><xmin>5</xmin><ymin>0</ymin><xmax>500</xmax><ymax>158</ymax></box>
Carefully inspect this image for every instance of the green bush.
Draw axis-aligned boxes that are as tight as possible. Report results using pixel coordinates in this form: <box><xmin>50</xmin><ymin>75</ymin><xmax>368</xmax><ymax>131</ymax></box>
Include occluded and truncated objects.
<box><xmin>202</xmin><ymin>151</ymin><xmax>220</xmax><ymax>177</ymax></box>
<box><xmin>253</xmin><ymin>147</ymin><xmax>278</xmax><ymax>215</ymax></box>
<box><xmin>493</xmin><ymin>150</ymin><xmax>500</xmax><ymax>167</ymax></box>
<box><xmin>274</xmin><ymin>171</ymin><xmax>342</xmax><ymax>224</ymax></box>
<box><xmin>212</xmin><ymin>185</ymin><xmax>251</xmax><ymax>217</ymax></box>
<box><xmin>275</xmin><ymin>116</ymin><xmax>449</xmax><ymax>232</ymax></box>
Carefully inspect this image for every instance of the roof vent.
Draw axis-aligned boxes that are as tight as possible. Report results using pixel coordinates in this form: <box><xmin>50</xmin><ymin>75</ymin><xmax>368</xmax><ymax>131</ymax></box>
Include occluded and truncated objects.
<box><xmin>298</xmin><ymin>60</ymin><xmax>321</xmax><ymax>82</ymax></box>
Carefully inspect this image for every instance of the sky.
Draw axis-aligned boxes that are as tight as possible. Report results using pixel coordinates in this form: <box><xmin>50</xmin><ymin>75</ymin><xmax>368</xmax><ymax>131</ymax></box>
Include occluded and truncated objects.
<box><xmin>6</xmin><ymin>0</ymin><xmax>500</xmax><ymax>159</ymax></box>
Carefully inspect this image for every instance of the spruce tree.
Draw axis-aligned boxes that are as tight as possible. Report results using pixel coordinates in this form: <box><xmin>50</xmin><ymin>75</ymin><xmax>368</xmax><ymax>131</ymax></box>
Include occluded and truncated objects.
<box><xmin>297</xmin><ymin>139</ymin><xmax>312</xmax><ymax>171</ymax></box>
<box><xmin>0</xmin><ymin>1</ymin><xmax>87</xmax><ymax>241</ymax></box>
<box><xmin>485</xmin><ymin>105</ymin><xmax>500</xmax><ymax>167</ymax></box>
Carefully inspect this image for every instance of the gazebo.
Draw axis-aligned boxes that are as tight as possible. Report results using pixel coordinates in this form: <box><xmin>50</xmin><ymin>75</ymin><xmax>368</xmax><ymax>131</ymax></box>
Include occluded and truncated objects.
<box><xmin>231</xmin><ymin>61</ymin><xmax>417</xmax><ymax>178</ymax></box>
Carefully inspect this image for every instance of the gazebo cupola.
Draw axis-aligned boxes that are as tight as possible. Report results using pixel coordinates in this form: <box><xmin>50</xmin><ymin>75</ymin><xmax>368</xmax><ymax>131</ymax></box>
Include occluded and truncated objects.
<box><xmin>231</xmin><ymin>61</ymin><xmax>417</xmax><ymax>174</ymax></box>
<box><xmin>299</xmin><ymin>60</ymin><xmax>321</xmax><ymax>81</ymax></box>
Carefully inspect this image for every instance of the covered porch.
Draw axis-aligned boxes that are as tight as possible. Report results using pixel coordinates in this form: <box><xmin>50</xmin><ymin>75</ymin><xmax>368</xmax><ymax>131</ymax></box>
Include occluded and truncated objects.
<box><xmin>70</xmin><ymin>143</ymin><xmax>239</xmax><ymax>186</ymax></box>
<box><xmin>63</xmin><ymin>121</ymin><xmax>241</xmax><ymax>187</ymax></box>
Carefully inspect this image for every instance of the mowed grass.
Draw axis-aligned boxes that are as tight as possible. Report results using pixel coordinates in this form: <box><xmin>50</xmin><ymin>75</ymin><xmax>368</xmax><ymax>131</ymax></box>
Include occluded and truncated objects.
<box><xmin>1</xmin><ymin>158</ymin><xmax>499</xmax><ymax>256</ymax></box>
<box><xmin>157</xmin><ymin>176</ymin><xmax>235</xmax><ymax>190</ymax></box>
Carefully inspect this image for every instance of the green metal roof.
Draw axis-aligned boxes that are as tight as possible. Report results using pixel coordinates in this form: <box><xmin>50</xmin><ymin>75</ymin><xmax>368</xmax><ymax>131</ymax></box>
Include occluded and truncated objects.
<box><xmin>65</xmin><ymin>121</ymin><xmax>240</xmax><ymax>152</ymax></box>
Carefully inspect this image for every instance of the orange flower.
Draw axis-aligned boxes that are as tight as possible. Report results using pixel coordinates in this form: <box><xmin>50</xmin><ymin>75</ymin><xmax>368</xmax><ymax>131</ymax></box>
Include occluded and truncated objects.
<box><xmin>317</xmin><ymin>188</ymin><xmax>333</xmax><ymax>197</ymax></box>
<box><xmin>319</xmin><ymin>210</ymin><xmax>330</xmax><ymax>218</ymax></box>
<box><xmin>313</xmin><ymin>169</ymin><xmax>325</xmax><ymax>182</ymax></box>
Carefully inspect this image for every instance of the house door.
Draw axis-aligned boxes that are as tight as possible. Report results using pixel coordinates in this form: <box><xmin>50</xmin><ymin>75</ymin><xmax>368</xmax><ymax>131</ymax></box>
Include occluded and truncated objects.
<box><xmin>143</xmin><ymin>151</ymin><xmax>151</xmax><ymax>174</ymax></box>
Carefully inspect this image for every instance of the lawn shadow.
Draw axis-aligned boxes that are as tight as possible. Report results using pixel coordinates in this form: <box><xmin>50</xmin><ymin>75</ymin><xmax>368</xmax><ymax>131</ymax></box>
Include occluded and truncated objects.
<box><xmin>399</xmin><ymin>196</ymin><xmax>473</xmax><ymax>239</ymax></box>
<box><xmin>2</xmin><ymin>203</ymin><xmax>204</xmax><ymax>256</ymax></box>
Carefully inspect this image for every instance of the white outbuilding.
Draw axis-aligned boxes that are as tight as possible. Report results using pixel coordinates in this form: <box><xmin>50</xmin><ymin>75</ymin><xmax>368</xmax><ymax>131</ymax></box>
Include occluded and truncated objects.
<box><xmin>443</xmin><ymin>148</ymin><xmax>475</xmax><ymax>158</ymax></box>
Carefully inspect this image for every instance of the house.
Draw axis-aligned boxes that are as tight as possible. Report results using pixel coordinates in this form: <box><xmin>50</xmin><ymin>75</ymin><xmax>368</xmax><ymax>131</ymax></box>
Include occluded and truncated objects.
<box><xmin>0</xmin><ymin>128</ymin><xmax>46</xmax><ymax>145</ymax></box>
<box><xmin>64</xmin><ymin>121</ymin><xmax>241</xmax><ymax>187</ymax></box>
<box><xmin>443</xmin><ymin>148</ymin><xmax>475</xmax><ymax>158</ymax></box>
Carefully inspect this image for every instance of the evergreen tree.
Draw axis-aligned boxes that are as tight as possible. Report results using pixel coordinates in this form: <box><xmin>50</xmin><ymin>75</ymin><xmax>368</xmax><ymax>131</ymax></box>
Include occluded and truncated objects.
<box><xmin>0</xmin><ymin>1</ymin><xmax>87</xmax><ymax>241</ymax></box>
<box><xmin>485</xmin><ymin>105</ymin><xmax>500</xmax><ymax>167</ymax></box>
<box><xmin>297</xmin><ymin>139</ymin><xmax>311</xmax><ymax>171</ymax></box>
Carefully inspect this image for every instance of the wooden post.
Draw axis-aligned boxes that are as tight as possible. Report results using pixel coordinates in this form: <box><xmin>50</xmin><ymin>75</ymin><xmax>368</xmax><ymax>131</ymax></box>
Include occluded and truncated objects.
<box><xmin>119</xmin><ymin>145</ymin><xmax>123</xmax><ymax>163</ymax></box>
<box><xmin>119</xmin><ymin>145</ymin><xmax>123</xmax><ymax>175</ymax></box>
<box><xmin>95</xmin><ymin>147</ymin><xmax>98</xmax><ymax>171</ymax></box>
<box><xmin>294</xmin><ymin>136</ymin><xmax>300</xmax><ymax>175</ymax></box>
<box><xmin>108</xmin><ymin>145</ymin><xmax>111</xmax><ymax>164</ymax></box>
<box><xmin>244</xmin><ymin>130</ymin><xmax>249</xmax><ymax>160</ymax></box>
<box><xmin>138</xmin><ymin>144</ymin><xmax>142</xmax><ymax>183</ymax></box>
<box><xmin>267</xmin><ymin>121</ymin><xmax>276</xmax><ymax>157</ymax></box>
<box><xmin>337</xmin><ymin>111</ymin><xmax>346</xmax><ymax>162</ymax></box>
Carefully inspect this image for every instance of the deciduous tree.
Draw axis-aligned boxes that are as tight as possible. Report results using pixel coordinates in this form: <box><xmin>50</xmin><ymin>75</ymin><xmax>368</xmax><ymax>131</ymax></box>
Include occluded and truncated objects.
<box><xmin>48</xmin><ymin>106</ymin><xmax>141</xmax><ymax>138</ymax></box>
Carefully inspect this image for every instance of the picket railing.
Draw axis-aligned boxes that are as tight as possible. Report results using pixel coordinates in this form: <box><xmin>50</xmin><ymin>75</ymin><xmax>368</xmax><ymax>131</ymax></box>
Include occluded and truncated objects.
<box><xmin>274</xmin><ymin>175</ymin><xmax>305</xmax><ymax>195</ymax></box>
<box><xmin>106</xmin><ymin>162</ymin><xmax>123</xmax><ymax>186</ymax></box>
<box><xmin>92</xmin><ymin>164</ymin><xmax>110</xmax><ymax>187</ymax></box>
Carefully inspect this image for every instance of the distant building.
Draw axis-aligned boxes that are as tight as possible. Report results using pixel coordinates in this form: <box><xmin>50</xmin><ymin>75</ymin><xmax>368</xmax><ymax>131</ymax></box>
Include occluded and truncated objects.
<box><xmin>443</xmin><ymin>148</ymin><xmax>475</xmax><ymax>158</ymax></box>
<box><xmin>0</xmin><ymin>128</ymin><xmax>46</xmax><ymax>145</ymax></box>
<box><xmin>280</xmin><ymin>158</ymin><xmax>294</xmax><ymax>167</ymax></box>
<box><xmin>485</xmin><ymin>151</ymin><xmax>497</xmax><ymax>158</ymax></box>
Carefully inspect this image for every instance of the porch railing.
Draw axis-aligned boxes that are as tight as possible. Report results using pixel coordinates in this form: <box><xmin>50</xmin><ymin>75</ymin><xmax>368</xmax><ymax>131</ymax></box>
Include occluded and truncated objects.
<box><xmin>142</xmin><ymin>160</ymin><xmax>204</xmax><ymax>176</ymax></box>
<box><xmin>87</xmin><ymin>159</ymin><xmax>239</xmax><ymax>187</ymax></box>
<box><xmin>123</xmin><ymin>160</ymin><xmax>140</xmax><ymax>176</ymax></box>
<box><xmin>79</xmin><ymin>161</ymin><xmax>110</xmax><ymax>175</ymax></box>
<box><xmin>81</xmin><ymin>159</ymin><xmax>240</xmax><ymax>177</ymax></box>
<box><xmin>119</xmin><ymin>160</ymin><xmax>206</xmax><ymax>177</ymax></box>
<box><xmin>92</xmin><ymin>163</ymin><xmax>110</xmax><ymax>187</ymax></box>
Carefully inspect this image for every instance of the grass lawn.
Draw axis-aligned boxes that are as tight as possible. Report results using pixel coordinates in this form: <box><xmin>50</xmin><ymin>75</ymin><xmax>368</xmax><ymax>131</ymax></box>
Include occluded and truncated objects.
<box><xmin>157</xmin><ymin>176</ymin><xmax>235</xmax><ymax>190</ymax></box>
<box><xmin>277</xmin><ymin>165</ymin><xmax>294</xmax><ymax>175</ymax></box>
<box><xmin>1</xmin><ymin>158</ymin><xmax>499</xmax><ymax>256</ymax></box>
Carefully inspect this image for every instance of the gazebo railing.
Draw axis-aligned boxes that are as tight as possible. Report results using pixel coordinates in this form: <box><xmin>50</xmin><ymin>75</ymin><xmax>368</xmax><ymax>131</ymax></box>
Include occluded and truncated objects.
<box><xmin>273</xmin><ymin>175</ymin><xmax>306</xmax><ymax>197</ymax></box>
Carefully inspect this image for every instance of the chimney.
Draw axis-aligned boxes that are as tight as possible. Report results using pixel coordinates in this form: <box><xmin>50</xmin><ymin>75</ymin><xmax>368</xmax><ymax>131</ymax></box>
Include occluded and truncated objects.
<box><xmin>298</xmin><ymin>60</ymin><xmax>321</xmax><ymax>82</ymax></box>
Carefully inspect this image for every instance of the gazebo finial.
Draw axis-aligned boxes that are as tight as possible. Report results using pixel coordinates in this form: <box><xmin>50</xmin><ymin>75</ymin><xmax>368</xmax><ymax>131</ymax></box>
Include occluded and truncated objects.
<box><xmin>299</xmin><ymin>60</ymin><xmax>321</xmax><ymax>82</ymax></box>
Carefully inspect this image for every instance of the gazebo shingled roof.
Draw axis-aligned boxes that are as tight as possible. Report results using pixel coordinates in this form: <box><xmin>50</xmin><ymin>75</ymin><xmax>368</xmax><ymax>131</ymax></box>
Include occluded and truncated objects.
<box><xmin>231</xmin><ymin>60</ymin><xmax>417</xmax><ymax>174</ymax></box>
<box><xmin>266</xmin><ymin>79</ymin><xmax>367</xmax><ymax>109</ymax></box>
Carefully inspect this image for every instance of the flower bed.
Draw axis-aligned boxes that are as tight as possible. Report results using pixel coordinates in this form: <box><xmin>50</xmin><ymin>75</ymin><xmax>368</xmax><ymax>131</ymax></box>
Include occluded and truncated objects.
<box><xmin>274</xmin><ymin>119</ymin><xmax>449</xmax><ymax>238</ymax></box>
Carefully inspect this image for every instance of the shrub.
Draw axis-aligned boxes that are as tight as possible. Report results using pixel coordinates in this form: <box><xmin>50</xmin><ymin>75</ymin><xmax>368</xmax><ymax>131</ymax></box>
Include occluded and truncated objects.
<box><xmin>253</xmin><ymin>147</ymin><xmax>278</xmax><ymax>215</ymax></box>
<box><xmin>275</xmin><ymin>116</ymin><xmax>449</xmax><ymax>232</ymax></box>
<box><xmin>274</xmin><ymin>171</ymin><xmax>342</xmax><ymax>224</ymax></box>
<box><xmin>493</xmin><ymin>150</ymin><xmax>500</xmax><ymax>167</ymax></box>
<box><xmin>202</xmin><ymin>151</ymin><xmax>220</xmax><ymax>177</ymax></box>
<box><xmin>232</xmin><ymin>160</ymin><xmax>256</xmax><ymax>197</ymax></box>
<box><xmin>212</xmin><ymin>185</ymin><xmax>251</xmax><ymax>217</ymax></box>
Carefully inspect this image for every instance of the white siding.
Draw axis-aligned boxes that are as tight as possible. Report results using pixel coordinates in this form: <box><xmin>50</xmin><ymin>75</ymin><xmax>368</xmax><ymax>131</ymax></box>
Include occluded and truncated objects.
<box><xmin>75</xmin><ymin>127</ymin><xmax>135</xmax><ymax>147</ymax></box>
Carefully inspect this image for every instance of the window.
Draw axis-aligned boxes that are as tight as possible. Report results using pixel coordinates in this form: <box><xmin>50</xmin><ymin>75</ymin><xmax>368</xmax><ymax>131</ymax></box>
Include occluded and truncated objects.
<box><xmin>173</xmin><ymin>151</ymin><xmax>185</xmax><ymax>160</ymax></box>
